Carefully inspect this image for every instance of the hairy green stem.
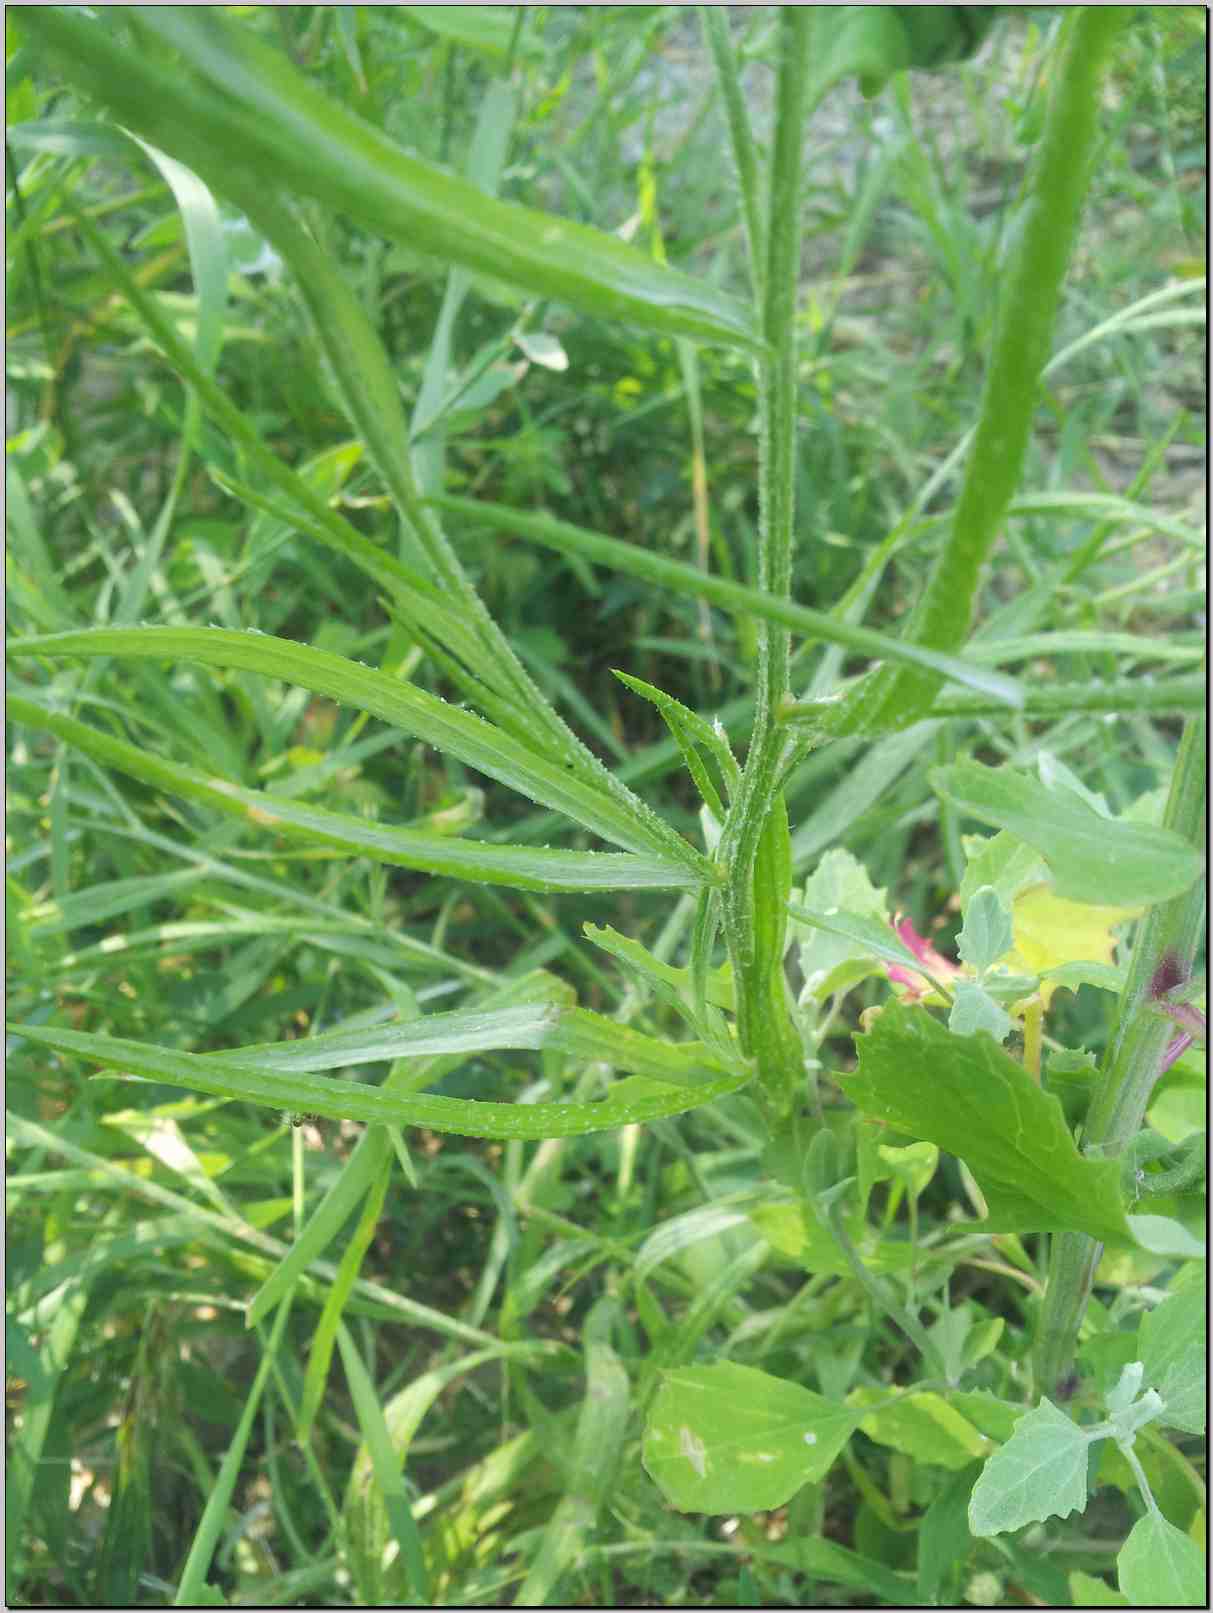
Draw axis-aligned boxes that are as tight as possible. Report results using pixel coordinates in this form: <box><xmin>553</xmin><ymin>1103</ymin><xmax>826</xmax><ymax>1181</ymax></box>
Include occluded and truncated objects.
<box><xmin>1035</xmin><ymin>717</ymin><xmax>1206</xmax><ymax>1397</ymax></box>
<box><xmin>716</xmin><ymin>8</ymin><xmax>812</xmax><ymax>1117</ymax></box>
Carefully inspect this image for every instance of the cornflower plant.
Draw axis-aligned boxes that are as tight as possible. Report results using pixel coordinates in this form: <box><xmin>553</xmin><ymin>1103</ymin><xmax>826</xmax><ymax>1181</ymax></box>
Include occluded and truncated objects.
<box><xmin>6</xmin><ymin>6</ymin><xmax>1205</xmax><ymax>1608</ymax></box>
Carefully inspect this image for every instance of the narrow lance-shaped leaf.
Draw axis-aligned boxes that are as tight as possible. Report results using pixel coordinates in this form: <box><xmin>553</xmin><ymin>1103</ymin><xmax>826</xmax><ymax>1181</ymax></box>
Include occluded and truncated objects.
<box><xmin>10</xmin><ymin>1024</ymin><xmax>751</xmax><ymax>1142</ymax></box>
<box><xmin>516</xmin><ymin>1319</ymin><xmax>631</xmax><ymax>1606</ymax></box>
<box><xmin>433</xmin><ymin>496</ymin><xmax>1025</xmax><ymax>710</ymax></box>
<box><xmin>9</xmin><ymin>630</ymin><xmax>712</xmax><ymax>876</ymax></box>
<box><xmin>817</xmin><ymin>7</ymin><xmax>1128</xmax><ymax>736</ymax></box>
<box><xmin>200</xmin><ymin>1004</ymin><xmax>733</xmax><ymax>1092</ymax></box>
<box><xmin>8</xmin><ymin>695</ymin><xmax>702</xmax><ymax>894</ymax></box>
<box><xmin>247</xmin><ymin>975</ymin><xmax>575</xmax><ymax>1331</ymax></box>
<box><xmin>220</xmin><ymin>1003</ymin><xmax>561</xmax><ymax>1071</ymax></box>
<box><xmin>23</xmin><ymin>5</ymin><xmax>761</xmax><ymax>354</ymax></box>
<box><xmin>61</xmin><ymin>103</ymin><xmax>690</xmax><ymax>861</ymax></box>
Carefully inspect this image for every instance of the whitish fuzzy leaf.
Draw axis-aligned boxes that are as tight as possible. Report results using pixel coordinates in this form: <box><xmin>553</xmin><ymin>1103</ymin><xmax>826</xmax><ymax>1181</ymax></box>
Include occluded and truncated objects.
<box><xmin>1117</xmin><ymin>1513</ymin><xmax>1206</xmax><ymax>1608</ymax></box>
<box><xmin>957</xmin><ymin>886</ymin><xmax>1014</xmax><ymax>973</ymax></box>
<box><xmin>968</xmin><ymin>1398</ymin><xmax>1092</xmax><ymax>1536</ymax></box>
<box><xmin>948</xmin><ymin>981</ymin><xmax>1012</xmax><ymax>1042</ymax></box>
<box><xmin>1139</xmin><ymin>1282</ymin><xmax>1206</xmax><ymax>1435</ymax></box>
<box><xmin>793</xmin><ymin>849</ymin><xmax>890</xmax><ymax>1000</ymax></box>
<box><xmin>788</xmin><ymin>902</ymin><xmax>950</xmax><ymax>992</ymax></box>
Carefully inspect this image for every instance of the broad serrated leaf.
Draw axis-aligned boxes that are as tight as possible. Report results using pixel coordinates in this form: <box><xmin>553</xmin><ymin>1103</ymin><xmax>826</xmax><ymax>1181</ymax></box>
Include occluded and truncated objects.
<box><xmin>643</xmin><ymin>1362</ymin><xmax>861</xmax><ymax>1513</ymax></box>
<box><xmin>846</xmin><ymin>1003</ymin><xmax>1135</xmax><ymax>1246</ymax></box>
<box><xmin>968</xmin><ymin>1397</ymin><xmax>1092</xmax><ymax>1536</ymax></box>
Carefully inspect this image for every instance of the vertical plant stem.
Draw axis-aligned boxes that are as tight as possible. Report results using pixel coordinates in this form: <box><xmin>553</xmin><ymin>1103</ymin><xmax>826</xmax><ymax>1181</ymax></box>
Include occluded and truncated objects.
<box><xmin>1035</xmin><ymin>717</ymin><xmax>1206</xmax><ymax>1396</ymax></box>
<box><xmin>718</xmin><ymin>7</ymin><xmax>811</xmax><ymax>1119</ymax></box>
<box><xmin>829</xmin><ymin>5</ymin><xmax>1129</xmax><ymax>738</ymax></box>
<box><xmin>700</xmin><ymin>6</ymin><xmax>766</xmax><ymax>303</ymax></box>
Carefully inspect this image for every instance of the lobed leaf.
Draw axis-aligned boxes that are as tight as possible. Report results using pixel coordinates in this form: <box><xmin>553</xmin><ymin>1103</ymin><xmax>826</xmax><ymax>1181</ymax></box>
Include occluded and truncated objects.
<box><xmin>788</xmin><ymin>901</ymin><xmax>954</xmax><ymax>1000</ymax></box>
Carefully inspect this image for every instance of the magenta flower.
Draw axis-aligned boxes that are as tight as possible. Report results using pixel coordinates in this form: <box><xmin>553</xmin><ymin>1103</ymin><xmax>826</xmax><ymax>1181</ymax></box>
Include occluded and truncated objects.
<box><xmin>887</xmin><ymin>915</ymin><xmax>963</xmax><ymax>1001</ymax></box>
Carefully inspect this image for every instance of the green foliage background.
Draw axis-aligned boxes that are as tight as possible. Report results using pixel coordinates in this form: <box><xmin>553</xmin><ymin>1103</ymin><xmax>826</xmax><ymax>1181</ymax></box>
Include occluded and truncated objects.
<box><xmin>6</xmin><ymin>5</ymin><xmax>1205</xmax><ymax>1607</ymax></box>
